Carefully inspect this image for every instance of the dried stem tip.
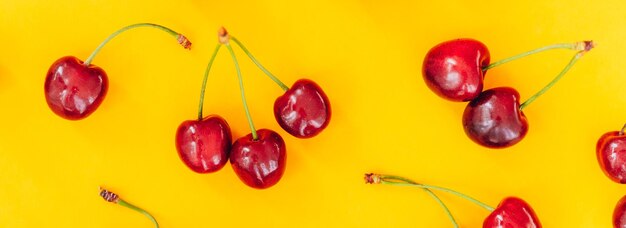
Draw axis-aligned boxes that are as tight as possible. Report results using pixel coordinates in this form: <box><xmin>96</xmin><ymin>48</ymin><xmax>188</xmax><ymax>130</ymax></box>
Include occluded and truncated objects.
<box><xmin>218</xmin><ymin>27</ymin><xmax>230</xmax><ymax>45</ymax></box>
<box><xmin>99</xmin><ymin>187</ymin><xmax>120</xmax><ymax>203</ymax></box>
<box><xmin>177</xmin><ymin>34</ymin><xmax>192</xmax><ymax>50</ymax></box>
<box><xmin>364</xmin><ymin>173</ymin><xmax>382</xmax><ymax>184</ymax></box>
<box><xmin>574</xmin><ymin>40</ymin><xmax>595</xmax><ymax>52</ymax></box>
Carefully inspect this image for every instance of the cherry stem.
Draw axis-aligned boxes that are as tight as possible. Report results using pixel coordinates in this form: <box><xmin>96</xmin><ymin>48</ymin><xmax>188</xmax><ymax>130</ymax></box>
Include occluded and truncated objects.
<box><xmin>197</xmin><ymin>44</ymin><xmax>222</xmax><ymax>120</ymax></box>
<box><xmin>99</xmin><ymin>187</ymin><xmax>159</xmax><ymax>228</ymax></box>
<box><xmin>520</xmin><ymin>42</ymin><xmax>594</xmax><ymax>110</ymax></box>
<box><xmin>484</xmin><ymin>41</ymin><xmax>590</xmax><ymax>71</ymax></box>
<box><xmin>374</xmin><ymin>174</ymin><xmax>495</xmax><ymax>212</ymax></box>
<box><xmin>118</xmin><ymin>199</ymin><xmax>159</xmax><ymax>228</ymax></box>
<box><xmin>230</xmin><ymin>36</ymin><xmax>289</xmax><ymax>91</ymax></box>
<box><xmin>84</xmin><ymin>23</ymin><xmax>191</xmax><ymax>66</ymax></box>
<box><xmin>620</xmin><ymin>124</ymin><xmax>626</xmax><ymax>136</ymax></box>
<box><xmin>226</xmin><ymin>43</ymin><xmax>258</xmax><ymax>140</ymax></box>
<box><xmin>381</xmin><ymin>175</ymin><xmax>459</xmax><ymax>227</ymax></box>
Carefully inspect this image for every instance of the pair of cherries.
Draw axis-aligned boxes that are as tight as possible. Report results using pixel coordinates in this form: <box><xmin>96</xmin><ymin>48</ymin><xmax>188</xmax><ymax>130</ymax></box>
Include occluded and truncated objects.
<box><xmin>596</xmin><ymin>125</ymin><xmax>626</xmax><ymax>227</ymax></box>
<box><xmin>365</xmin><ymin>173</ymin><xmax>541</xmax><ymax>227</ymax></box>
<box><xmin>423</xmin><ymin>39</ymin><xmax>594</xmax><ymax>148</ymax></box>
<box><xmin>175</xmin><ymin>28</ymin><xmax>330</xmax><ymax>189</ymax></box>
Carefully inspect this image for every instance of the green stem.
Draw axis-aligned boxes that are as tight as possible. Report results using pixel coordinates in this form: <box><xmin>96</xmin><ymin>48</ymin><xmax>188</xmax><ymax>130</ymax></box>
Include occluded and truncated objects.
<box><xmin>484</xmin><ymin>43</ymin><xmax>579</xmax><ymax>71</ymax></box>
<box><xmin>519</xmin><ymin>51</ymin><xmax>585</xmax><ymax>110</ymax></box>
<box><xmin>84</xmin><ymin>23</ymin><xmax>186</xmax><ymax>66</ymax></box>
<box><xmin>382</xmin><ymin>176</ymin><xmax>459</xmax><ymax>228</ymax></box>
<box><xmin>197</xmin><ymin>44</ymin><xmax>222</xmax><ymax>120</ymax></box>
<box><xmin>226</xmin><ymin>43</ymin><xmax>258</xmax><ymax>140</ymax></box>
<box><xmin>230</xmin><ymin>36</ymin><xmax>289</xmax><ymax>91</ymax></box>
<box><xmin>380</xmin><ymin>175</ymin><xmax>495</xmax><ymax>212</ymax></box>
<box><xmin>118</xmin><ymin>199</ymin><xmax>159</xmax><ymax>228</ymax></box>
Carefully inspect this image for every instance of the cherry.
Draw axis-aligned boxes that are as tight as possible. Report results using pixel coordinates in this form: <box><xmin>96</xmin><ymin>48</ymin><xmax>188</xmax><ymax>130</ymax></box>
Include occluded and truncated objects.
<box><xmin>44</xmin><ymin>23</ymin><xmax>191</xmax><ymax>120</ymax></box>
<box><xmin>423</xmin><ymin>39</ymin><xmax>596</xmax><ymax>102</ymax></box>
<box><xmin>230</xmin><ymin>129</ymin><xmax>286</xmax><ymax>189</ymax></box>
<box><xmin>596</xmin><ymin>124</ymin><xmax>626</xmax><ymax>183</ymax></box>
<box><xmin>45</xmin><ymin>56</ymin><xmax>108</xmax><ymax>120</ymax></box>
<box><xmin>423</xmin><ymin>39</ymin><xmax>490</xmax><ymax>102</ymax></box>
<box><xmin>176</xmin><ymin>116</ymin><xmax>231</xmax><ymax>173</ymax></box>
<box><xmin>463</xmin><ymin>42</ymin><xmax>594</xmax><ymax>148</ymax></box>
<box><xmin>220</xmin><ymin>28</ymin><xmax>287</xmax><ymax>189</ymax></box>
<box><xmin>483</xmin><ymin>197</ymin><xmax>542</xmax><ymax>228</ymax></box>
<box><xmin>274</xmin><ymin>79</ymin><xmax>331</xmax><ymax>138</ymax></box>
<box><xmin>614</xmin><ymin>195</ymin><xmax>626</xmax><ymax>227</ymax></box>
<box><xmin>365</xmin><ymin>173</ymin><xmax>542</xmax><ymax>228</ymax></box>
<box><xmin>229</xmin><ymin>36</ymin><xmax>331</xmax><ymax>138</ymax></box>
<box><xmin>99</xmin><ymin>187</ymin><xmax>159</xmax><ymax>228</ymax></box>
<box><xmin>175</xmin><ymin>41</ymin><xmax>231</xmax><ymax>174</ymax></box>
<box><xmin>462</xmin><ymin>87</ymin><xmax>528</xmax><ymax>148</ymax></box>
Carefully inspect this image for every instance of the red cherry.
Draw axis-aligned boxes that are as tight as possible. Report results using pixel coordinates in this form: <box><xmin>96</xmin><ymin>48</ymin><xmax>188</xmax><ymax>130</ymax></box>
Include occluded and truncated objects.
<box><xmin>274</xmin><ymin>79</ymin><xmax>331</xmax><ymax>138</ymax></box>
<box><xmin>230</xmin><ymin>129</ymin><xmax>286</xmax><ymax>189</ymax></box>
<box><xmin>176</xmin><ymin>115</ymin><xmax>232</xmax><ymax>173</ymax></box>
<box><xmin>44</xmin><ymin>56</ymin><xmax>108</xmax><ymax>120</ymax></box>
<box><xmin>483</xmin><ymin>197</ymin><xmax>542</xmax><ymax>228</ymax></box>
<box><xmin>423</xmin><ymin>39</ymin><xmax>490</xmax><ymax>102</ymax></box>
<box><xmin>596</xmin><ymin>126</ymin><xmax>626</xmax><ymax>183</ymax></box>
<box><xmin>462</xmin><ymin>87</ymin><xmax>528</xmax><ymax>148</ymax></box>
<box><xmin>44</xmin><ymin>23</ymin><xmax>190</xmax><ymax>121</ymax></box>
<box><xmin>614</xmin><ymin>195</ymin><xmax>626</xmax><ymax>227</ymax></box>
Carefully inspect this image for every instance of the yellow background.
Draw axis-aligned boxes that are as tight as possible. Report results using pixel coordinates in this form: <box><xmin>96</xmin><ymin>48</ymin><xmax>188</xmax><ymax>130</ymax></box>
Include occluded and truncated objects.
<box><xmin>0</xmin><ymin>0</ymin><xmax>624</xmax><ymax>227</ymax></box>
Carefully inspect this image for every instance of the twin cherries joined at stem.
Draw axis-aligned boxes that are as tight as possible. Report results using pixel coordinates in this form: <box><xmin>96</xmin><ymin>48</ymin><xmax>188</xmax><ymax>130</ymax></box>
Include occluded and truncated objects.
<box><xmin>423</xmin><ymin>39</ymin><xmax>594</xmax><ymax>149</ymax></box>
<box><xmin>365</xmin><ymin>173</ymin><xmax>541</xmax><ymax>228</ymax></box>
<box><xmin>175</xmin><ymin>28</ymin><xmax>331</xmax><ymax>189</ymax></box>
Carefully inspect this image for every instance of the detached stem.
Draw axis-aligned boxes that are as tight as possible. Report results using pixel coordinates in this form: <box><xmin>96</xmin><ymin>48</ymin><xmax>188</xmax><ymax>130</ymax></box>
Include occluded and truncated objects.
<box><xmin>377</xmin><ymin>175</ymin><xmax>495</xmax><ymax>212</ymax></box>
<box><xmin>382</xmin><ymin>176</ymin><xmax>459</xmax><ymax>228</ymax></box>
<box><xmin>99</xmin><ymin>187</ymin><xmax>159</xmax><ymax>228</ymax></box>
<box><xmin>118</xmin><ymin>199</ymin><xmax>159</xmax><ymax>228</ymax></box>
<box><xmin>519</xmin><ymin>49</ymin><xmax>590</xmax><ymax>110</ymax></box>
<box><xmin>84</xmin><ymin>23</ymin><xmax>191</xmax><ymax>66</ymax></box>
<box><xmin>230</xmin><ymin>36</ymin><xmax>289</xmax><ymax>91</ymax></box>
<box><xmin>484</xmin><ymin>42</ymin><xmax>588</xmax><ymax>71</ymax></box>
<box><xmin>226</xmin><ymin>43</ymin><xmax>258</xmax><ymax>140</ymax></box>
<box><xmin>197</xmin><ymin>44</ymin><xmax>222</xmax><ymax>120</ymax></box>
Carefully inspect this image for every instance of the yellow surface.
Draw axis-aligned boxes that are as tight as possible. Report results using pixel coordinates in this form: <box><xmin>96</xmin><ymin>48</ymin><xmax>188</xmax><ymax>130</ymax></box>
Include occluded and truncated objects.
<box><xmin>0</xmin><ymin>0</ymin><xmax>625</xmax><ymax>227</ymax></box>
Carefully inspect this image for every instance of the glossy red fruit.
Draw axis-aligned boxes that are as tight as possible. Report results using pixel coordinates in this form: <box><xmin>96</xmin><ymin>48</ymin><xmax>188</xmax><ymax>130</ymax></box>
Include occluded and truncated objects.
<box><xmin>423</xmin><ymin>39</ymin><xmax>490</xmax><ymax>102</ymax></box>
<box><xmin>462</xmin><ymin>87</ymin><xmax>528</xmax><ymax>149</ymax></box>
<box><xmin>274</xmin><ymin>79</ymin><xmax>331</xmax><ymax>138</ymax></box>
<box><xmin>614</xmin><ymin>195</ymin><xmax>626</xmax><ymax>227</ymax></box>
<box><xmin>230</xmin><ymin>129</ymin><xmax>286</xmax><ymax>189</ymax></box>
<box><xmin>596</xmin><ymin>129</ymin><xmax>626</xmax><ymax>183</ymax></box>
<box><xmin>483</xmin><ymin>197</ymin><xmax>542</xmax><ymax>228</ymax></box>
<box><xmin>176</xmin><ymin>115</ymin><xmax>232</xmax><ymax>173</ymax></box>
<box><xmin>44</xmin><ymin>56</ymin><xmax>108</xmax><ymax>120</ymax></box>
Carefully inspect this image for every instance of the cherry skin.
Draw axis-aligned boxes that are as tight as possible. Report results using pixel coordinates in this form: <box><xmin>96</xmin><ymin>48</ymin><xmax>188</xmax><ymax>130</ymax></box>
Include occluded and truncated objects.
<box><xmin>274</xmin><ymin>79</ymin><xmax>331</xmax><ymax>138</ymax></box>
<box><xmin>596</xmin><ymin>130</ymin><xmax>626</xmax><ymax>183</ymax></box>
<box><xmin>462</xmin><ymin>87</ymin><xmax>528</xmax><ymax>149</ymax></box>
<box><xmin>44</xmin><ymin>56</ymin><xmax>108</xmax><ymax>120</ymax></box>
<box><xmin>175</xmin><ymin>115</ymin><xmax>232</xmax><ymax>173</ymax></box>
<box><xmin>614</xmin><ymin>195</ymin><xmax>626</xmax><ymax>227</ymax></box>
<box><xmin>423</xmin><ymin>39</ymin><xmax>490</xmax><ymax>102</ymax></box>
<box><xmin>230</xmin><ymin>129</ymin><xmax>286</xmax><ymax>189</ymax></box>
<box><xmin>483</xmin><ymin>197</ymin><xmax>542</xmax><ymax>228</ymax></box>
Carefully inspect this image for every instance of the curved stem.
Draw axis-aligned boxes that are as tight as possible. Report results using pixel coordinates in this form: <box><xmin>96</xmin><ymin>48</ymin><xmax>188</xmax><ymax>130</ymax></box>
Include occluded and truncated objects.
<box><xmin>230</xmin><ymin>36</ymin><xmax>289</xmax><ymax>91</ymax></box>
<box><xmin>84</xmin><ymin>23</ymin><xmax>190</xmax><ymax>66</ymax></box>
<box><xmin>226</xmin><ymin>43</ymin><xmax>258</xmax><ymax>140</ymax></box>
<box><xmin>118</xmin><ymin>199</ymin><xmax>159</xmax><ymax>228</ymax></box>
<box><xmin>197</xmin><ymin>44</ymin><xmax>222</xmax><ymax>120</ymax></box>
<box><xmin>519</xmin><ymin>51</ymin><xmax>586</xmax><ymax>110</ymax></box>
<box><xmin>380</xmin><ymin>175</ymin><xmax>494</xmax><ymax>212</ymax></box>
<box><xmin>382</xmin><ymin>176</ymin><xmax>459</xmax><ymax>227</ymax></box>
<box><xmin>484</xmin><ymin>42</ymin><xmax>582</xmax><ymax>71</ymax></box>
